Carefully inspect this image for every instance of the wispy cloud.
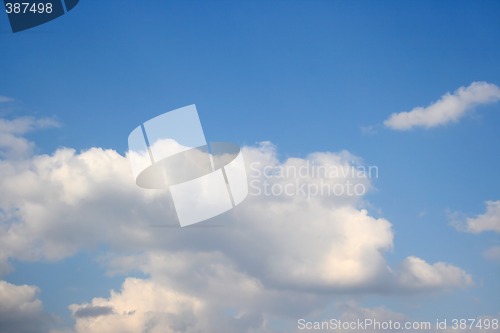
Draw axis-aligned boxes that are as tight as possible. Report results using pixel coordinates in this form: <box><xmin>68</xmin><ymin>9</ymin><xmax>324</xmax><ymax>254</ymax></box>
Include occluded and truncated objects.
<box><xmin>0</xmin><ymin>116</ymin><xmax>60</xmax><ymax>159</ymax></box>
<box><xmin>0</xmin><ymin>96</ymin><xmax>14</xmax><ymax>103</ymax></box>
<box><xmin>450</xmin><ymin>200</ymin><xmax>500</xmax><ymax>234</ymax></box>
<box><xmin>384</xmin><ymin>82</ymin><xmax>500</xmax><ymax>130</ymax></box>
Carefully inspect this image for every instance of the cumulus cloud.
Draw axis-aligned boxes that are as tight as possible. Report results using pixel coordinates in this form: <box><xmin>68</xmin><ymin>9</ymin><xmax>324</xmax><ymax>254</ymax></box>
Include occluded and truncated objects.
<box><xmin>69</xmin><ymin>278</ymin><xmax>204</xmax><ymax>333</ymax></box>
<box><xmin>450</xmin><ymin>200</ymin><xmax>500</xmax><ymax>234</ymax></box>
<box><xmin>0</xmin><ymin>138</ymin><xmax>471</xmax><ymax>292</ymax></box>
<box><xmin>69</xmin><ymin>277</ymin><xmax>274</xmax><ymax>333</ymax></box>
<box><xmin>77</xmin><ymin>289</ymin><xmax>472</xmax><ymax>333</ymax></box>
<box><xmin>0</xmin><ymin>280</ymin><xmax>52</xmax><ymax>333</ymax></box>
<box><xmin>0</xmin><ymin>116</ymin><xmax>474</xmax><ymax>332</ymax></box>
<box><xmin>384</xmin><ymin>82</ymin><xmax>500</xmax><ymax>130</ymax></box>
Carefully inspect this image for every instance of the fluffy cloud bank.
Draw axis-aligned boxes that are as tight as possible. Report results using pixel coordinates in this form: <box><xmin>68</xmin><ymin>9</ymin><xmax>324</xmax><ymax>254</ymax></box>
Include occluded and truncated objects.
<box><xmin>71</xmin><ymin>288</ymin><xmax>499</xmax><ymax>333</ymax></box>
<box><xmin>0</xmin><ymin>138</ymin><xmax>471</xmax><ymax>293</ymax></box>
<box><xmin>0</xmin><ymin>116</ymin><xmax>474</xmax><ymax>332</ymax></box>
<box><xmin>384</xmin><ymin>81</ymin><xmax>500</xmax><ymax>130</ymax></box>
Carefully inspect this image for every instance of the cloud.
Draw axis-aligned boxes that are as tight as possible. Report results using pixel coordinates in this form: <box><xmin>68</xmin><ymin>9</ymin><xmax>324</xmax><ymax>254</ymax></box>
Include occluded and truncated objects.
<box><xmin>0</xmin><ymin>280</ymin><xmax>53</xmax><ymax>333</ymax></box>
<box><xmin>0</xmin><ymin>116</ymin><xmax>60</xmax><ymax>159</ymax></box>
<box><xmin>450</xmin><ymin>200</ymin><xmax>500</xmax><ymax>234</ymax></box>
<box><xmin>77</xmin><ymin>279</ymin><xmax>481</xmax><ymax>333</ymax></box>
<box><xmin>384</xmin><ymin>82</ymin><xmax>500</xmax><ymax>130</ymax></box>
<box><xmin>69</xmin><ymin>278</ymin><xmax>267</xmax><ymax>333</ymax></box>
<box><xmin>0</xmin><ymin>96</ymin><xmax>14</xmax><ymax>103</ymax></box>
<box><xmin>396</xmin><ymin>256</ymin><xmax>473</xmax><ymax>291</ymax></box>
<box><xmin>69</xmin><ymin>278</ymin><xmax>194</xmax><ymax>333</ymax></box>
<box><xmin>0</xmin><ymin>116</ymin><xmax>474</xmax><ymax>332</ymax></box>
<box><xmin>0</xmin><ymin>137</ymin><xmax>471</xmax><ymax>293</ymax></box>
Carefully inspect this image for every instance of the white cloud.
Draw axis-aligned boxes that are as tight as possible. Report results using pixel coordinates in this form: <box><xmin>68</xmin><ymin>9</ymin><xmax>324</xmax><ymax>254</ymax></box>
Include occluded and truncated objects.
<box><xmin>396</xmin><ymin>256</ymin><xmax>473</xmax><ymax>291</ymax></box>
<box><xmin>77</xmin><ymin>278</ymin><xmax>490</xmax><ymax>333</ymax></box>
<box><xmin>466</xmin><ymin>201</ymin><xmax>500</xmax><ymax>233</ymax></box>
<box><xmin>451</xmin><ymin>200</ymin><xmax>500</xmax><ymax>234</ymax></box>
<box><xmin>0</xmin><ymin>280</ymin><xmax>53</xmax><ymax>333</ymax></box>
<box><xmin>69</xmin><ymin>278</ymin><xmax>204</xmax><ymax>333</ymax></box>
<box><xmin>0</xmin><ymin>116</ymin><xmax>475</xmax><ymax>332</ymax></box>
<box><xmin>0</xmin><ymin>137</ymin><xmax>470</xmax><ymax>292</ymax></box>
<box><xmin>69</xmin><ymin>277</ymin><xmax>273</xmax><ymax>333</ymax></box>
<box><xmin>384</xmin><ymin>81</ymin><xmax>500</xmax><ymax>130</ymax></box>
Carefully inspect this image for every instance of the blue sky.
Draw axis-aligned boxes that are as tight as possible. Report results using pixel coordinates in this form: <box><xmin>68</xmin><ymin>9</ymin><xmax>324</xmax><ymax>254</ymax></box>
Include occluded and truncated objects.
<box><xmin>1</xmin><ymin>1</ymin><xmax>499</xmax><ymax>332</ymax></box>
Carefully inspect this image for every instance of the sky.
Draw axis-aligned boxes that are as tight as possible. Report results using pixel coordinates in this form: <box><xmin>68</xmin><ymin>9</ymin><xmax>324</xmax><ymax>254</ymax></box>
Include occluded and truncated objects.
<box><xmin>0</xmin><ymin>1</ymin><xmax>499</xmax><ymax>332</ymax></box>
